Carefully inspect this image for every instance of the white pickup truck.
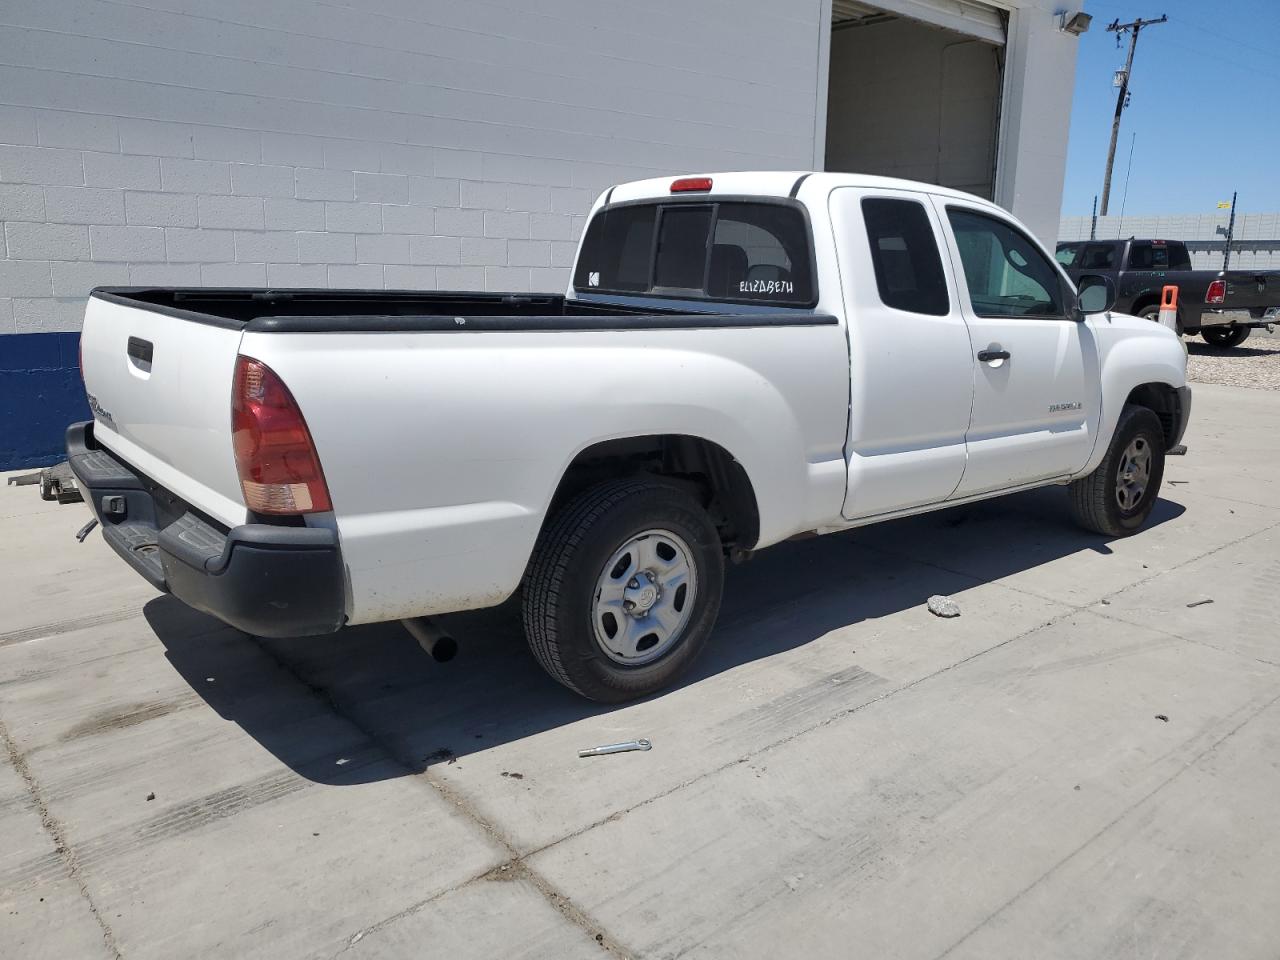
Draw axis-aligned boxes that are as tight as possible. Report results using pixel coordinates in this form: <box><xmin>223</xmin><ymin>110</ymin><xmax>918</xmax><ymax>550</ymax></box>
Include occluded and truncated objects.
<box><xmin>69</xmin><ymin>171</ymin><xmax>1190</xmax><ymax>701</ymax></box>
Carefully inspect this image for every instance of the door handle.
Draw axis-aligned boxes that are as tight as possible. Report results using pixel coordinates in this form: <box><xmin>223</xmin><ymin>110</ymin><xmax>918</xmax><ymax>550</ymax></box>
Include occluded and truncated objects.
<box><xmin>977</xmin><ymin>349</ymin><xmax>1010</xmax><ymax>362</ymax></box>
<box><xmin>127</xmin><ymin>336</ymin><xmax>153</xmax><ymax>364</ymax></box>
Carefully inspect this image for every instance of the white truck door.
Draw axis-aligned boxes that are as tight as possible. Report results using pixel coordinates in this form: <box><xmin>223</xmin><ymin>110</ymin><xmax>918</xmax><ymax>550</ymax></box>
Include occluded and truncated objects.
<box><xmin>934</xmin><ymin>198</ymin><xmax>1099</xmax><ymax>499</ymax></box>
<box><xmin>829</xmin><ymin>187</ymin><xmax>975</xmax><ymax>520</ymax></box>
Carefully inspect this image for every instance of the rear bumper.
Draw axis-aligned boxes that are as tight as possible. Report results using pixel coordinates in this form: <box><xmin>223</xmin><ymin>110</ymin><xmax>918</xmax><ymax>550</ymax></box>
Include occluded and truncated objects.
<box><xmin>1196</xmin><ymin>309</ymin><xmax>1278</xmax><ymax>329</ymax></box>
<box><xmin>66</xmin><ymin>421</ymin><xmax>346</xmax><ymax>637</ymax></box>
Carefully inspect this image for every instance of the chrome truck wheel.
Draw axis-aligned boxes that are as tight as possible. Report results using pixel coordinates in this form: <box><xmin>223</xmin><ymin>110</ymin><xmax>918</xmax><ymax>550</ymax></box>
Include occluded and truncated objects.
<box><xmin>592</xmin><ymin>529</ymin><xmax>697</xmax><ymax>666</ymax></box>
<box><xmin>1114</xmin><ymin>436</ymin><xmax>1152</xmax><ymax>512</ymax></box>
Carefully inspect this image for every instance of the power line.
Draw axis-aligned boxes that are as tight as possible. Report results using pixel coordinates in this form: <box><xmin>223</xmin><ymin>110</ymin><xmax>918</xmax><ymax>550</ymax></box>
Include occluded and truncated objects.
<box><xmin>1166</xmin><ymin>13</ymin><xmax>1279</xmax><ymax>61</ymax></box>
<box><xmin>1155</xmin><ymin>34</ymin><xmax>1280</xmax><ymax>85</ymax></box>
<box><xmin>1086</xmin><ymin>1</ymin><xmax>1280</xmax><ymax>81</ymax></box>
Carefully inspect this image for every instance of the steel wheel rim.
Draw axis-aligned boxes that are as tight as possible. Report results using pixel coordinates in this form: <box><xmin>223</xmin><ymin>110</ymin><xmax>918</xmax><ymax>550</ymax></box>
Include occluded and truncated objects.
<box><xmin>592</xmin><ymin>528</ymin><xmax>697</xmax><ymax>666</ymax></box>
<box><xmin>1115</xmin><ymin>435</ymin><xmax>1152</xmax><ymax>512</ymax></box>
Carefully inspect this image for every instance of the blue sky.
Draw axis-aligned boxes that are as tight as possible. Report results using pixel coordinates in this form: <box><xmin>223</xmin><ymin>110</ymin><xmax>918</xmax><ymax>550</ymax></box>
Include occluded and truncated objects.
<box><xmin>1061</xmin><ymin>0</ymin><xmax>1280</xmax><ymax>217</ymax></box>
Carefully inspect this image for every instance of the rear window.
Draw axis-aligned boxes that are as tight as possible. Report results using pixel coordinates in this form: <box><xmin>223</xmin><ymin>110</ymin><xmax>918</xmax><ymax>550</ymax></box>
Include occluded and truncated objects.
<box><xmin>574</xmin><ymin>200</ymin><xmax>815</xmax><ymax>305</ymax></box>
<box><xmin>1128</xmin><ymin>241</ymin><xmax>1189</xmax><ymax>270</ymax></box>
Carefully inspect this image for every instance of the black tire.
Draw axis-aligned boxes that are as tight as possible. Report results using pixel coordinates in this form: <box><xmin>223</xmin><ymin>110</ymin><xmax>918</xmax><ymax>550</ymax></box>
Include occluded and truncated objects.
<box><xmin>1201</xmin><ymin>325</ymin><xmax>1250</xmax><ymax>348</ymax></box>
<box><xmin>522</xmin><ymin>478</ymin><xmax>724</xmax><ymax>702</ymax></box>
<box><xmin>1068</xmin><ymin>404</ymin><xmax>1166</xmax><ymax>537</ymax></box>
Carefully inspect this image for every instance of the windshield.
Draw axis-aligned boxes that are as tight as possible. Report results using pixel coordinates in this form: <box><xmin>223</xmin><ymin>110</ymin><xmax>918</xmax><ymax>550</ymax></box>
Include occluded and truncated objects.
<box><xmin>573</xmin><ymin>200</ymin><xmax>816</xmax><ymax>306</ymax></box>
<box><xmin>1055</xmin><ymin>243</ymin><xmax>1080</xmax><ymax>267</ymax></box>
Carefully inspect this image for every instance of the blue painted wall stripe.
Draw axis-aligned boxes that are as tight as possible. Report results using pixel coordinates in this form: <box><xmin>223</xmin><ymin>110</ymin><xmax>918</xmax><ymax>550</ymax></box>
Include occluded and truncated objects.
<box><xmin>1</xmin><ymin>333</ymin><xmax>91</xmax><ymax>471</ymax></box>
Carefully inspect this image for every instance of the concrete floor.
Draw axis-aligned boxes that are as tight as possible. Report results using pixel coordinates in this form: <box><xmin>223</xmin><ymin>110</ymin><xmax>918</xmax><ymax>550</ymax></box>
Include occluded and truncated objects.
<box><xmin>2</xmin><ymin>382</ymin><xmax>1279</xmax><ymax>960</ymax></box>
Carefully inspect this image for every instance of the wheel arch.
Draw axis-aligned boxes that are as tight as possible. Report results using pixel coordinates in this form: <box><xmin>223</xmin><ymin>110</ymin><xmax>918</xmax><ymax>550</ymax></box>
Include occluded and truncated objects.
<box><xmin>1130</xmin><ymin>293</ymin><xmax>1162</xmax><ymax>316</ymax></box>
<box><xmin>1124</xmin><ymin>381</ymin><xmax>1182</xmax><ymax>449</ymax></box>
<box><xmin>544</xmin><ymin>434</ymin><xmax>762</xmax><ymax>554</ymax></box>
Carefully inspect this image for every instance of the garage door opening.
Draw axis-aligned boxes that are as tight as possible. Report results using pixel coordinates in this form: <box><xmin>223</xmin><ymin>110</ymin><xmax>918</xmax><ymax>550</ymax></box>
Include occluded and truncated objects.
<box><xmin>825</xmin><ymin>1</ymin><xmax>1005</xmax><ymax>199</ymax></box>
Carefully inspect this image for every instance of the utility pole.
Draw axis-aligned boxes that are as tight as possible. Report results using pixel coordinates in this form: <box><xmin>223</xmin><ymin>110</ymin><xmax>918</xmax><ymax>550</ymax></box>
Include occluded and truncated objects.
<box><xmin>1090</xmin><ymin>195</ymin><xmax>1098</xmax><ymax>240</ymax></box>
<box><xmin>1100</xmin><ymin>15</ymin><xmax>1166</xmax><ymax>216</ymax></box>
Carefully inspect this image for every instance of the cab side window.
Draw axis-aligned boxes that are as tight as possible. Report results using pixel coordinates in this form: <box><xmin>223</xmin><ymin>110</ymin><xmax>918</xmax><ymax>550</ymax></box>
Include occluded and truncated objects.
<box><xmin>946</xmin><ymin>208</ymin><xmax>1065</xmax><ymax>318</ymax></box>
<box><xmin>1078</xmin><ymin>243</ymin><xmax>1117</xmax><ymax>269</ymax></box>
<box><xmin>861</xmin><ymin>197</ymin><xmax>949</xmax><ymax>316</ymax></box>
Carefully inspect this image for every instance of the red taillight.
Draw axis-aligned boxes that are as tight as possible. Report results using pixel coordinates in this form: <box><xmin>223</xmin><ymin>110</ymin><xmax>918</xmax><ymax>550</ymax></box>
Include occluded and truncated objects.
<box><xmin>231</xmin><ymin>355</ymin><xmax>332</xmax><ymax>515</ymax></box>
<box><xmin>670</xmin><ymin>177</ymin><xmax>712</xmax><ymax>193</ymax></box>
<box><xmin>1205</xmin><ymin>279</ymin><xmax>1226</xmax><ymax>304</ymax></box>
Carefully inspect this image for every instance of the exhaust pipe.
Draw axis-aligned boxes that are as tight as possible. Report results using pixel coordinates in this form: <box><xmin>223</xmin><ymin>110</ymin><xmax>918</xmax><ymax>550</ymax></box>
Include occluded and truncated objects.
<box><xmin>401</xmin><ymin>617</ymin><xmax>458</xmax><ymax>663</ymax></box>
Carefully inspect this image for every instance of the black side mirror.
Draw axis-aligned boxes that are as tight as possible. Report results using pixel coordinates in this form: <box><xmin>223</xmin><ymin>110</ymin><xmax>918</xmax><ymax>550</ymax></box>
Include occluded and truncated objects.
<box><xmin>1076</xmin><ymin>274</ymin><xmax>1117</xmax><ymax>316</ymax></box>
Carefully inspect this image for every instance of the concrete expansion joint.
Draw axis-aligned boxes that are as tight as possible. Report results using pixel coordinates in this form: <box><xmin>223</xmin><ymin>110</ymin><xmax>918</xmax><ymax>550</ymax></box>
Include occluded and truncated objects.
<box><xmin>244</xmin><ymin>633</ymin><xmax>631</xmax><ymax>959</ymax></box>
<box><xmin>0</xmin><ymin>714</ymin><xmax>124</xmax><ymax>960</ymax></box>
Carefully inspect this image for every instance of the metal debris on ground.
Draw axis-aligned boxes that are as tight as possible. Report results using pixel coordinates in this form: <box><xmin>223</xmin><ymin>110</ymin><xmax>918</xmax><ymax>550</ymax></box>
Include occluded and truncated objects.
<box><xmin>6</xmin><ymin>462</ymin><xmax>83</xmax><ymax>503</ymax></box>
<box><xmin>927</xmin><ymin>595</ymin><xmax>961</xmax><ymax>618</ymax></box>
<box><xmin>578</xmin><ymin>738</ymin><xmax>652</xmax><ymax>758</ymax></box>
<box><xmin>1186</xmin><ymin>598</ymin><xmax>1214</xmax><ymax>608</ymax></box>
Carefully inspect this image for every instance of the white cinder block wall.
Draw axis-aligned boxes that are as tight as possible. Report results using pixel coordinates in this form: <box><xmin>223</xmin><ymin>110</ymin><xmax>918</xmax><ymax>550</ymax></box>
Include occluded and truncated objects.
<box><xmin>0</xmin><ymin>0</ymin><xmax>826</xmax><ymax>334</ymax></box>
<box><xmin>1059</xmin><ymin>214</ymin><xmax>1280</xmax><ymax>269</ymax></box>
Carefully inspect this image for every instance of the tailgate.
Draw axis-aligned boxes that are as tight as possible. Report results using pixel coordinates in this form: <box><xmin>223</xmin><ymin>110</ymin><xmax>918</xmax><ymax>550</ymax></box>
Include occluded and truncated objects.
<box><xmin>1221</xmin><ymin>271</ymin><xmax>1278</xmax><ymax>311</ymax></box>
<box><xmin>80</xmin><ymin>294</ymin><xmax>248</xmax><ymax>528</ymax></box>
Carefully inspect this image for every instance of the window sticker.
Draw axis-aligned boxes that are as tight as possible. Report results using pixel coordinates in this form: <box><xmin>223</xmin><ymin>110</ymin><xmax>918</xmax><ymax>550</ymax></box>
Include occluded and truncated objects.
<box><xmin>588</xmin><ymin>271</ymin><xmax>600</xmax><ymax>287</ymax></box>
<box><xmin>739</xmin><ymin>279</ymin><xmax>793</xmax><ymax>295</ymax></box>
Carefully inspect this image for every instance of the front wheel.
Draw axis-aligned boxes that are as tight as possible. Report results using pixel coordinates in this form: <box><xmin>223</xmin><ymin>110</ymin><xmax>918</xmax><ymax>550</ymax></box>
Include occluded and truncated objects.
<box><xmin>1201</xmin><ymin>325</ymin><xmax>1250</xmax><ymax>348</ymax></box>
<box><xmin>522</xmin><ymin>478</ymin><xmax>724</xmax><ymax>701</ymax></box>
<box><xmin>1068</xmin><ymin>404</ymin><xmax>1166</xmax><ymax>537</ymax></box>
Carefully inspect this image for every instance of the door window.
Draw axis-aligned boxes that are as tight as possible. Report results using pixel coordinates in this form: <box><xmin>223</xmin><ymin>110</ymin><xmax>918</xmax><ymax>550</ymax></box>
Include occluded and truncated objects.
<box><xmin>861</xmin><ymin>198</ymin><xmax>949</xmax><ymax>316</ymax></box>
<box><xmin>946</xmin><ymin>208</ymin><xmax>1065</xmax><ymax>318</ymax></box>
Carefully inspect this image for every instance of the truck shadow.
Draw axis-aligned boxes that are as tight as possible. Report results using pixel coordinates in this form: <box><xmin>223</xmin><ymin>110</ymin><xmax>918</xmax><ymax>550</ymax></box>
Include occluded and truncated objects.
<box><xmin>145</xmin><ymin>486</ymin><xmax>1184</xmax><ymax>786</ymax></box>
<box><xmin>1185</xmin><ymin>341</ymin><xmax>1280</xmax><ymax>358</ymax></box>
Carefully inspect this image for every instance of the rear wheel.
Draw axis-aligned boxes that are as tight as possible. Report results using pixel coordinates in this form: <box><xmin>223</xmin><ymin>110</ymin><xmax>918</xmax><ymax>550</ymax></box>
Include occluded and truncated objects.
<box><xmin>522</xmin><ymin>478</ymin><xmax>724</xmax><ymax>701</ymax></box>
<box><xmin>1138</xmin><ymin>302</ymin><xmax>1183</xmax><ymax>337</ymax></box>
<box><xmin>1068</xmin><ymin>404</ymin><xmax>1166</xmax><ymax>537</ymax></box>
<box><xmin>1201</xmin><ymin>325</ymin><xmax>1251</xmax><ymax>348</ymax></box>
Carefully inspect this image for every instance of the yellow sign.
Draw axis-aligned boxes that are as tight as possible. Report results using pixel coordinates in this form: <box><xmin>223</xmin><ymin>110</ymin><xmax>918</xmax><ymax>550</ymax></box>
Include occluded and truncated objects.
<box><xmin>1217</xmin><ymin>201</ymin><xmax>1232</xmax><ymax>209</ymax></box>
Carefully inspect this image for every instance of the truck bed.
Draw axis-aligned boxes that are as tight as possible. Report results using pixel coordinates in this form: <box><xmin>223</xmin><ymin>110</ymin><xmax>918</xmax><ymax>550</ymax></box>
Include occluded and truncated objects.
<box><xmin>91</xmin><ymin>287</ymin><xmax>828</xmax><ymax>332</ymax></box>
<box><xmin>79</xmin><ymin>283</ymin><xmax>847</xmax><ymax>624</ymax></box>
